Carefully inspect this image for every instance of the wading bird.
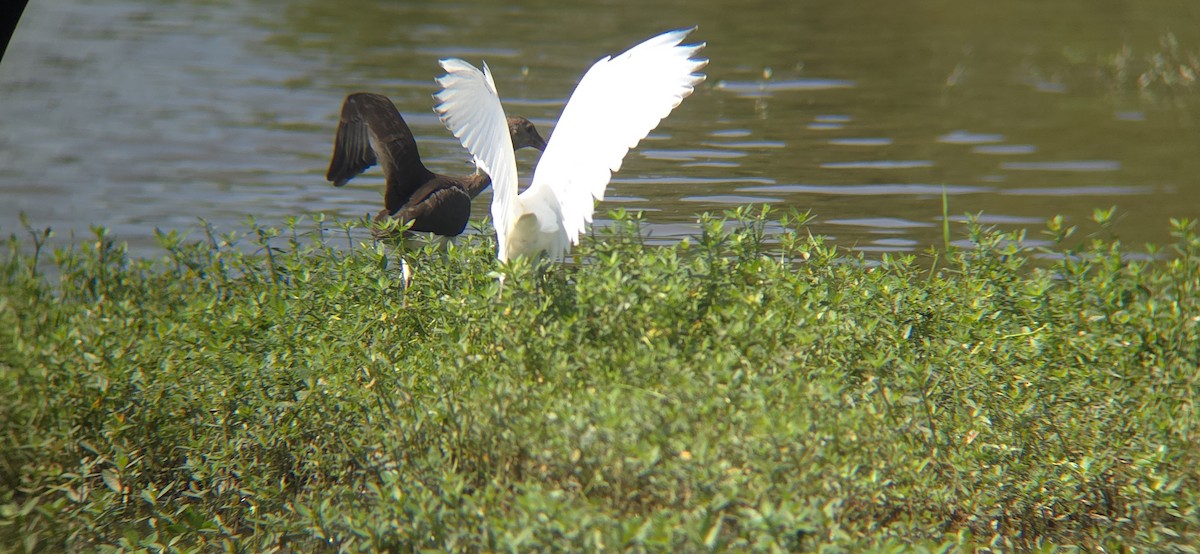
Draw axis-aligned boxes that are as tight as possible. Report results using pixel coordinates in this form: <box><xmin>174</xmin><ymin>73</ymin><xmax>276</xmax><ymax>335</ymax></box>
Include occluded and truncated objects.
<box><xmin>326</xmin><ymin>92</ymin><xmax>546</xmax><ymax>238</ymax></box>
<box><xmin>433</xmin><ymin>28</ymin><xmax>707</xmax><ymax>262</ymax></box>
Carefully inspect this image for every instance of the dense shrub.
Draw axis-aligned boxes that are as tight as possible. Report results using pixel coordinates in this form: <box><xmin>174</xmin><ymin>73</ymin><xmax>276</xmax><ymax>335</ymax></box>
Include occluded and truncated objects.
<box><xmin>2</xmin><ymin>209</ymin><xmax>1198</xmax><ymax>551</ymax></box>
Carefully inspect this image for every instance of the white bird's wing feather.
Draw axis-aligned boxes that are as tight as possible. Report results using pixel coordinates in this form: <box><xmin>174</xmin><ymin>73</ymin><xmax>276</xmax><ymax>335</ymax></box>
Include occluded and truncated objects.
<box><xmin>526</xmin><ymin>28</ymin><xmax>708</xmax><ymax>245</ymax></box>
<box><xmin>433</xmin><ymin>59</ymin><xmax>518</xmax><ymax>249</ymax></box>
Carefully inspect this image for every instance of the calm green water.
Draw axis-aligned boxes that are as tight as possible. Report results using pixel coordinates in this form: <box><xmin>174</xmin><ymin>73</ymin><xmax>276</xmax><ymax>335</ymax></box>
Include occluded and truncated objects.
<box><xmin>1</xmin><ymin>0</ymin><xmax>1197</xmax><ymax>256</ymax></box>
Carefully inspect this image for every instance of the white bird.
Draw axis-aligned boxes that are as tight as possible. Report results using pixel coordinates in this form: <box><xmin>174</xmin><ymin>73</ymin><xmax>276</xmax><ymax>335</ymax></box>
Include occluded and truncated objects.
<box><xmin>433</xmin><ymin>28</ymin><xmax>707</xmax><ymax>262</ymax></box>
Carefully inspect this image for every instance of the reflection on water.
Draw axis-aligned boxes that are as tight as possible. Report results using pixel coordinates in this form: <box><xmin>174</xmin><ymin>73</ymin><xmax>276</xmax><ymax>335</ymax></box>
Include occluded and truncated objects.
<box><xmin>821</xmin><ymin>160</ymin><xmax>936</xmax><ymax>170</ymax></box>
<box><xmin>715</xmin><ymin>78</ymin><xmax>856</xmax><ymax>97</ymax></box>
<box><xmin>828</xmin><ymin>137</ymin><xmax>893</xmax><ymax>146</ymax></box>
<box><xmin>937</xmin><ymin>131</ymin><xmax>1006</xmax><ymax>145</ymax></box>
<box><xmin>1000</xmin><ymin>160</ymin><xmax>1122</xmax><ymax>172</ymax></box>
<box><xmin>1002</xmin><ymin>185</ymin><xmax>1151</xmax><ymax>196</ymax></box>
<box><xmin>828</xmin><ymin>218</ymin><xmax>936</xmax><ymax>230</ymax></box>
<box><xmin>641</xmin><ymin>149</ymin><xmax>748</xmax><ymax>161</ymax></box>
<box><xmin>1</xmin><ymin>0</ymin><xmax>1197</xmax><ymax>258</ymax></box>
<box><xmin>973</xmin><ymin>145</ymin><xmax>1038</xmax><ymax>155</ymax></box>
<box><xmin>680</xmin><ymin>195</ymin><xmax>784</xmax><ymax>205</ymax></box>
<box><xmin>703</xmin><ymin>140</ymin><xmax>787</xmax><ymax>149</ymax></box>
<box><xmin>739</xmin><ymin>184</ymin><xmax>987</xmax><ymax>196</ymax></box>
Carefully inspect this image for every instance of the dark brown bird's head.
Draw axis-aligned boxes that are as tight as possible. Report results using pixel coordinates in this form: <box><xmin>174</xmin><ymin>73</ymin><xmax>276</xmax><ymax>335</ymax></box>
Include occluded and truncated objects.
<box><xmin>507</xmin><ymin>117</ymin><xmax>547</xmax><ymax>151</ymax></box>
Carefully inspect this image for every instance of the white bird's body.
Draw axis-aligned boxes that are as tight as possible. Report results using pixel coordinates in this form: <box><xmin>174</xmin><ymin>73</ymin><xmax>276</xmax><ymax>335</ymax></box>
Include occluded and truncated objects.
<box><xmin>434</xmin><ymin>28</ymin><xmax>707</xmax><ymax>262</ymax></box>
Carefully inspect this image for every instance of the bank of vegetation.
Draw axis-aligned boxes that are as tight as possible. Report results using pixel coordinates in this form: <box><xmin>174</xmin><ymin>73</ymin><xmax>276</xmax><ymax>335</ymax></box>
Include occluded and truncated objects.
<box><xmin>2</xmin><ymin>209</ymin><xmax>1197</xmax><ymax>551</ymax></box>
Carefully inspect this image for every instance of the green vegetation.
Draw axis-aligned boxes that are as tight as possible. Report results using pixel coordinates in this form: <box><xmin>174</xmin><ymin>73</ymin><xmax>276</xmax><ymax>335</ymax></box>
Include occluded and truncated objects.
<box><xmin>2</xmin><ymin>208</ymin><xmax>1198</xmax><ymax>551</ymax></box>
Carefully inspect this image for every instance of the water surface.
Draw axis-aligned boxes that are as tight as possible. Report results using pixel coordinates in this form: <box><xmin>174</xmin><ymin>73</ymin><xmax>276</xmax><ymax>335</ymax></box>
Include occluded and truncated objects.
<box><xmin>1</xmin><ymin>0</ymin><xmax>1197</xmax><ymax>257</ymax></box>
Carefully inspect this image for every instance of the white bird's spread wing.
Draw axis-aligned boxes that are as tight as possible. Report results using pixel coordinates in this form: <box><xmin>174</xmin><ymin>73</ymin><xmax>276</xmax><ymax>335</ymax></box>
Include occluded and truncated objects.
<box><xmin>526</xmin><ymin>28</ymin><xmax>708</xmax><ymax>246</ymax></box>
<box><xmin>433</xmin><ymin>59</ymin><xmax>518</xmax><ymax>247</ymax></box>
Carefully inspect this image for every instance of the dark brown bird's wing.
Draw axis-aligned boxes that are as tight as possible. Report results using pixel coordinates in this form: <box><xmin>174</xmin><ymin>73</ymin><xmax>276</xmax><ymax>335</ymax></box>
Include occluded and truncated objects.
<box><xmin>395</xmin><ymin>180</ymin><xmax>473</xmax><ymax>237</ymax></box>
<box><xmin>326</xmin><ymin>92</ymin><xmax>425</xmax><ymax>189</ymax></box>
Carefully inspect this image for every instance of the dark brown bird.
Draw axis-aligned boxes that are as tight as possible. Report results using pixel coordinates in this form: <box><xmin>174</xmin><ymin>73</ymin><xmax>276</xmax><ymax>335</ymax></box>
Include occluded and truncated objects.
<box><xmin>326</xmin><ymin>92</ymin><xmax>546</xmax><ymax>237</ymax></box>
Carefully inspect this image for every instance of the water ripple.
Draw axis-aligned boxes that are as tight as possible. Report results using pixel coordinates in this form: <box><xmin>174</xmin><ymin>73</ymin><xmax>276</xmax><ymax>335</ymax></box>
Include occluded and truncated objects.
<box><xmin>1001</xmin><ymin>160</ymin><xmax>1121</xmax><ymax>171</ymax></box>
<box><xmin>702</xmin><ymin>140</ymin><xmax>786</xmax><ymax>149</ymax></box>
<box><xmin>369</xmin><ymin>78</ymin><xmax>433</xmax><ymax>90</ymax></box>
<box><xmin>1001</xmin><ymin>185</ymin><xmax>1149</xmax><ymax>196</ymax></box>
<box><xmin>738</xmin><ymin>183</ymin><xmax>987</xmax><ymax>195</ymax></box>
<box><xmin>1031</xmin><ymin>80</ymin><xmax>1068</xmax><ymax>93</ymax></box>
<box><xmin>680</xmin><ymin>195</ymin><xmax>784</xmax><ymax>204</ymax></box>
<box><xmin>871</xmin><ymin>237</ymin><xmax>919</xmax><ymax>247</ymax></box>
<box><xmin>682</xmin><ymin>161</ymin><xmax>741</xmax><ymax>168</ymax></box>
<box><xmin>946</xmin><ymin>214</ymin><xmax>1046</xmax><ymax>224</ymax></box>
<box><xmin>937</xmin><ymin>130</ymin><xmax>1005</xmax><ymax>144</ymax></box>
<box><xmin>857</xmin><ymin>245</ymin><xmax>915</xmax><ymax>253</ymax></box>
<box><xmin>973</xmin><ymin>144</ymin><xmax>1037</xmax><ymax>155</ymax></box>
<box><xmin>829</xmin><ymin>137</ymin><xmax>893</xmax><ymax>146</ymax></box>
<box><xmin>715</xmin><ymin>78</ymin><xmax>856</xmax><ymax>97</ymax></box>
<box><xmin>821</xmin><ymin>160</ymin><xmax>935</xmax><ymax>169</ymax></box>
<box><xmin>828</xmin><ymin>217</ymin><xmax>936</xmax><ymax>229</ymax></box>
<box><xmin>709</xmin><ymin>129</ymin><xmax>753</xmax><ymax>138</ymax></box>
<box><xmin>601</xmin><ymin>195</ymin><xmax>648</xmax><ymax>203</ymax></box>
<box><xmin>412</xmin><ymin>46</ymin><xmax>522</xmax><ymax>58</ymax></box>
<box><xmin>640</xmin><ymin>149</ymin><xmax>747</xmax><ymax>161</ymax></box>
<box><xmin>611</xmin><ymin>176</ymin><xmax>777</xmax><ymax>186</ymax></box>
